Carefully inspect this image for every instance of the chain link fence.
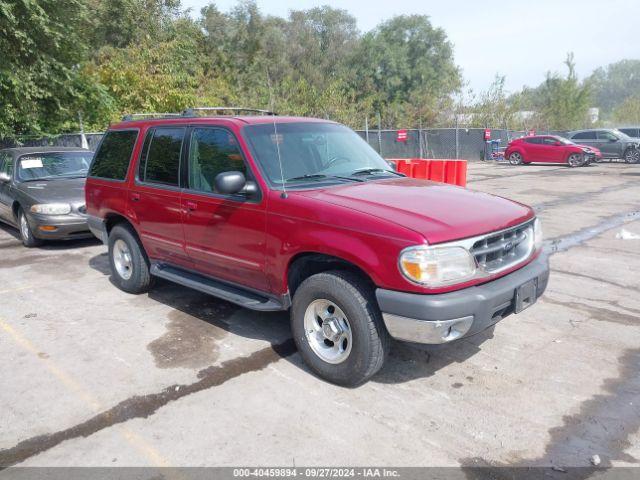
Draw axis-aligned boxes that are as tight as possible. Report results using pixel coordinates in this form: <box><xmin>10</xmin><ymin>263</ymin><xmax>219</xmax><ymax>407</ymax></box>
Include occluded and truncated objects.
<box><xmin>356</xmin><ymin>127</ymin><xmax>570</xmax><ymax>160</ymax></box>
<box><xmin>2</xmin><ymin>128</ymin><xmax>570</xmax><ymax>161</ymax></box>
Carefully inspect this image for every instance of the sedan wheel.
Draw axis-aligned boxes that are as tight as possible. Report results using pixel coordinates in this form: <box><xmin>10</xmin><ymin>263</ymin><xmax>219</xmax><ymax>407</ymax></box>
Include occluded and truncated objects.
<box><xmin>567</xmin><ymin>153</ymin><xmax>585</xmax><ymax>167</ymax></box>
<box><xmin>509</xmin><ymin>152</ymin><xmax>523</xmax><ymax>165</ymax></box>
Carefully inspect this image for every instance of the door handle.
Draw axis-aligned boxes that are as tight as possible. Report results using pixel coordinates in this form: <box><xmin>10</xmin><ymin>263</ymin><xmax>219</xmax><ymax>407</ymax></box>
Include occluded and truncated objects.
<box><xmin>185</xmin><ymin>201</ymin><xmax>197</xmax><ymax>211</ymax></box>
<box><xmin>131</xmin><ymin>193</ymin><xmax>140</xmax><ymax>202</ymax></box>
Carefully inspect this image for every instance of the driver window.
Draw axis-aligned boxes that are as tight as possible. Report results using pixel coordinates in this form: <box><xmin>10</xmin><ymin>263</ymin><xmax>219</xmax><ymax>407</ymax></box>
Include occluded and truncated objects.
<box><xmin>597</xmin><ymin>131</ymin><xmax>617</xmax><ymax>141</ymax></box>
<box><xmin>188</xmin><ymin>128</ymin><xmax>247</xmax><ymax>194</ymax></box>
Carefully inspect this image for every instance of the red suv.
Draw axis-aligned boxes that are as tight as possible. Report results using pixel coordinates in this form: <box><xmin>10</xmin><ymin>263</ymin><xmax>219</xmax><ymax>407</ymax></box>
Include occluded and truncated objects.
<box><xmin>505</xmin><ymin>135</ymin><xmax>601</xmax><ymax>166</ymax></box>
<box><xmin>86</xmin><ymin>109</ymin><xmax>549</xmax><ymax>386</ymax></box>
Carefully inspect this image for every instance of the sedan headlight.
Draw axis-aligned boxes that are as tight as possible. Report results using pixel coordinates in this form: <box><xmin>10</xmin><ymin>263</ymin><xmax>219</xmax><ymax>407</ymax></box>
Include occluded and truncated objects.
<box><xmin>534</xmin><ymin>217</ymin><xmax>543</xmax><ymax>250</ymax></box>
<box><xmin>30</xmin><ymin>203</ymin><xmax>72</xmax><ymax>215</ymax></box>
<box><xmin>399</xmin><ymin>246</ymin><xmax>476</xmax><ymax>287</ymax></box>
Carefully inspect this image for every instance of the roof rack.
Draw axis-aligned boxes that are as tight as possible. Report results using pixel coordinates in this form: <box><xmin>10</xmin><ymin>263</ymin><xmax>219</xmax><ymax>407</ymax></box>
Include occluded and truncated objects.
<box><xmin>182</xmin><ymin>107</ymin><xmax>277</xmax><ymax>117</ymax></box>
<box><xmin>121</xmin><ymin>113</ymin><xmax>182</xmax><ymax>121</ymax></box>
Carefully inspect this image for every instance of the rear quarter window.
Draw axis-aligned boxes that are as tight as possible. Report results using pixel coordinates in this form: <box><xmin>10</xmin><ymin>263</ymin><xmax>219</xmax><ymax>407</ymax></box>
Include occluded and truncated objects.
<box><xmin>89</xmin><ymin>130</ymin><xmax>139</xmax><ymax>180</ymax></box>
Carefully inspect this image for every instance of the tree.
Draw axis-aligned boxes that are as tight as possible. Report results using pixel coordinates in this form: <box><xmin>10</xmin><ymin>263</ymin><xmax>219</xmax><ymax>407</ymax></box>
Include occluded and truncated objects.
<box><xmin>587</xmin><ymin>59</ymin><xmax>640</xmax><ymax>116</ymax></box>
<box><xmin>612</xmin><ymin>96</ymin><xmax>640</xmax><ymax>125</ymax></box>
<box><xmin>349</xmin><ymin>15</ymin><xmax>461</xmax><ymax>128</ymax></box>
<box><xmin>0</xmin><ymin>0</ymin><xmax>102</xmax><ymax>138</ymax></box>
<box><xmin>537</xmin><ymin>54</ymin><xmax>591</xmax><ymax>130</ymax></box>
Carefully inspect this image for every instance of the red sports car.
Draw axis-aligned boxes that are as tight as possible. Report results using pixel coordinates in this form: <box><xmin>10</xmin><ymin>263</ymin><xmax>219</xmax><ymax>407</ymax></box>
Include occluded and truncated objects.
<box><xmin>505</xmin><ymin>135</ymin><xmax>601</xmax><ymax>167</ymax></box>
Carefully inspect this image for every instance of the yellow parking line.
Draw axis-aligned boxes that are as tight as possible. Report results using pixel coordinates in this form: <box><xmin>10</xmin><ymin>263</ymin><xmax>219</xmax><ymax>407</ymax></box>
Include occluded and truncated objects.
<box><xmin>0</xmin><ymin>285</ymin><xmax>34</xmax><ymax>295</ymax></box>
<box><xmin>0</xmin><ymin>317</ymin><xmax>171</xmax><ymax>467</ymax></box>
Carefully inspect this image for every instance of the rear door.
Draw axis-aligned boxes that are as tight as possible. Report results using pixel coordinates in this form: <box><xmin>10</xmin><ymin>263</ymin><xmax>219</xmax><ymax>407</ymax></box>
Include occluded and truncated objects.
<box><xmin>522</xmin><ymin>137</ymin><xmax>543</xmax><ymax>161</ymax></box>
<box><xmin>181</xmin><ymin>126</ymin><xmax>269</xmax><ymax>292</ymax></box>
<box><xmin>129</xmin><ymin>127</ymin><xmax>192</xmax><ymax>268</ymax></box>
<box><xmin>595</xmin><ymin>130</ymin><xmax>620</xmax><ymax>158</ymax></box>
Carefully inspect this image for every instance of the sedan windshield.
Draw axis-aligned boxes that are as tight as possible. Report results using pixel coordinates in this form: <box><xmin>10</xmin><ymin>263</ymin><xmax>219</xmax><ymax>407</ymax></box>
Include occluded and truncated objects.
<box><xmin>17</xmin><ymin>152</ymin><xmax>92</xmax><ymax>182</ymax></box>
<box><xmin>243</xmin><ymin>122</ymin><xmax>395</xmax><ymax>186</ymax></box>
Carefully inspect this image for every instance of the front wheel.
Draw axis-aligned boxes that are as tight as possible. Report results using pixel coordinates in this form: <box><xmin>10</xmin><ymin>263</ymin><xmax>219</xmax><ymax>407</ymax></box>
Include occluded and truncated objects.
<box><xmin>290</xmin><ymin>271</ymin><xmax>390</xmax><ymax>386</ymax></box>
<box><xmin>18</xmin><ymin>208</ymin><xmax>42</xmax><ymax>248</ymax></box>
<box><xmin>567</xmin><ymin>153</ymin><xmax>585</xmax><ymax>167</ymax></box>
<box><xmin>623</xmin><ymin>148</ymin><xmax>639</xmax><ymax>164</ymax></box>
<box><xmin>508</xmin><ymin>152</ymin><xmax>523</xmax><ymax>165</ymax></box>
<box><xmin>108</xmin><ymin>224</ymin><xmax>152</xmax><ymax>294</ymax></box>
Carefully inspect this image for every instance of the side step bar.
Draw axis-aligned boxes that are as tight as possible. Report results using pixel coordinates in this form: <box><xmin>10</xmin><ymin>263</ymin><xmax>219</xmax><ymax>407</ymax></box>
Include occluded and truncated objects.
<box><xmin>150</xmin><ymin>264</ymin><xmax>287</xmax><ymax>311</ymax></box>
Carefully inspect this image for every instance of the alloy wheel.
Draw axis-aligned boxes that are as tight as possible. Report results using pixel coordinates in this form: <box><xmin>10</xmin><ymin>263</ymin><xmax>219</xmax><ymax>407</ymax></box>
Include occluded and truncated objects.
<box><xmin>113</xmin><ymin>239</ymin><xmax>133</xmax><ymax>280</ymax></box>
<box><xmin>303</xmin><ymin>299</ymin><xmax>353</xmax><ymax>364</ymax></box>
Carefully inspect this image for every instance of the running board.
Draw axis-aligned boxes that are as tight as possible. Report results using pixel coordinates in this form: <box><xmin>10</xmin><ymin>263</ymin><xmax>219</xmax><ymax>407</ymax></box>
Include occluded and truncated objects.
<box><xmin>150</xmin><ymin>264</ymin><xmax>286</xmax><ymax>311</ymax></box>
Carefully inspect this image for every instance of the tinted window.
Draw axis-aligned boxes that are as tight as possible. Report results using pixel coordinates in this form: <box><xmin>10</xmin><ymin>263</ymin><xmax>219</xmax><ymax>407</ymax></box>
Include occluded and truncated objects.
<box><xmin>188</xmin><ymin>128</ymin><xmax>246</xmax><ymax>193</ymax></box>
<box><xmin>597</xmin><ymin>130</ymin><xmax>618</xmax><ymax>141</ymax></box>
<box><xmin>571</xmin><ymin>131</ymin><xmax>596</xmax><ymax>140</ymax></box>
<box><xmin>89</xmin><ymin>130</ymin><xmax>138</xmax><ymax>180</ymax></box>
<box><xmin>542</xmin><ymin>137</ymin><xmax>558</xmax><ymax>145</ymax></box>
<box><xmin>140</xmin><ymin>128</ymin><xmax>185</xmax><ymax>186</ymax></box>
<box><xmin>524</xmin><ymin>137</ymin><xmax>541</xmax><ymax>144</ymax></box>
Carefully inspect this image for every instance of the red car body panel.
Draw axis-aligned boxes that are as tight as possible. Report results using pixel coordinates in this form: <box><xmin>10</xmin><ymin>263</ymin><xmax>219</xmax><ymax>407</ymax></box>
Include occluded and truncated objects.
<box><xmin>505</xmin><ymin>135</ymin><xmax>600</xmax><ymax>164</ymax></box>
<box><xmin>86</xmin><ymin>116</ymin><xmax>539</xmax><ymax>299</ymax></box>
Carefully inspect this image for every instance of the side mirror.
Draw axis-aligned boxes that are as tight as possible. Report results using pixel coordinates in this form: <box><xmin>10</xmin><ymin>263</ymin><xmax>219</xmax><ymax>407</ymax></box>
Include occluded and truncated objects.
<box><xmin>610</xmin><ymin>137</ymin><xmax>618</xmax><ymax>142</ymax></box>
<box><xmin>214</xmin><ymin>171</ymin><xmax>247</xmax><ymax>195</ymax></box>
<box><xmin>0</xmin><ymin>172</ymin><xmax>10</xmax><ymax>183</ymax></box>
<box><xmin>554</xmin><ymin>141</ymin><xmax>562</xmax><ymax>146</ymax></box>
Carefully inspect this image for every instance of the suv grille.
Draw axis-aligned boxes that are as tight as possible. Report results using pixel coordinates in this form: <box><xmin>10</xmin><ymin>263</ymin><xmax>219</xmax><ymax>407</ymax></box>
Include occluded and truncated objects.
<box><xmin>470</xmin><ymin>221</ymin><xmax>534</xmax><ymax>273</ymax></box>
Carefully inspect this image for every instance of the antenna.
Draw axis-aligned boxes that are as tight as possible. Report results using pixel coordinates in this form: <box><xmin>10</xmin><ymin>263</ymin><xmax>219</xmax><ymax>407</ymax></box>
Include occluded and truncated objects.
<box><xmin>266</xmin><ymin>67</ymin><xmax>287</xmax><ymax>199</ymax></box>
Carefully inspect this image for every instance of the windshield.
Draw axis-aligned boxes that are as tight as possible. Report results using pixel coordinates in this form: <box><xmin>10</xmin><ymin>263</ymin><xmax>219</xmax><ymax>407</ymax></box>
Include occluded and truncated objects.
<box><xmin>612</xmin><ymin>129</ymin><xmax>630</xmax><ymax>140</ymax></box>
<box><xmin>243</xmin><ymin>122</ymin><xmax>393</xmax><ymax>186</ymax></box>
<box><xmin>17</xmin><ymin>152</ymin><xmax>92</xmax><ymax>182</ymax></box>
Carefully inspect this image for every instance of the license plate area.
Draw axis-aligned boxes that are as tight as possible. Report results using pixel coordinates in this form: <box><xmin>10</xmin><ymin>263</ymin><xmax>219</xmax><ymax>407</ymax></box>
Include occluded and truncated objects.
<box><xmin>514</xmin><ymin>279</ymin><xmax>538</xmax><ymax>313</ymax></box>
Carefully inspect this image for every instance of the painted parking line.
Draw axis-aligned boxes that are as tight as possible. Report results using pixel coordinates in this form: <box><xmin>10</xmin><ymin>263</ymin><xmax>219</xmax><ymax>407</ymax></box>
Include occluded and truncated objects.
<box><xmin>0</xmin><ymin>317</ymin><xmax>171</xmax><ymax>467</ymax></box>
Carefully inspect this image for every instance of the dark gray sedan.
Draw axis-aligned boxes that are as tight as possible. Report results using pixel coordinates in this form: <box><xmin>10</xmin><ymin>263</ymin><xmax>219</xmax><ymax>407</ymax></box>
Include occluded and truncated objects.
<box><xmin>0</xmin><ymin>147</ymin><xmax>95</xmax><ymax>247</ymax></box>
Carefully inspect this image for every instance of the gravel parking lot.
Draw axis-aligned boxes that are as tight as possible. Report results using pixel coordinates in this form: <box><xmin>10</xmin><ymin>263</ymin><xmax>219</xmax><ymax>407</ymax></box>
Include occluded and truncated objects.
<box><xmin>1</xmin><ymin>161</ymin><xmax>639</xmax><ymax>470</ymax></box>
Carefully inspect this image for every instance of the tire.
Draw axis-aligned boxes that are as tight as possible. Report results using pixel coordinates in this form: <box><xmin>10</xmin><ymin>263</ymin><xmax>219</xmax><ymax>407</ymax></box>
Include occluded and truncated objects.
<box><xmin>108</xmin><ymin>223</ymin><xmax>152</xmax><ymax>294</ymax></box>
<box><xmin>508</xmin><ymin>152</ymin><xmax>523</xmax><ymax>165</ymax></box>
<box><xmin>290</xmin><ymin>270</ymin><xmax>390</xmax><ymax>387</ymax></box>
<box><xmin>623</xmin><ymin>148</ymin><xmax>639</xmax><ymax>164</ymax></box>
<box><xmin>17</xmin><ymin>207</ymin><xmax>42</xmax><ymax>248</ymax></box>
<box><xmin>567</xmin><ymin>153</ymin><xmax>585</xmax><ymax>167</ymax></box>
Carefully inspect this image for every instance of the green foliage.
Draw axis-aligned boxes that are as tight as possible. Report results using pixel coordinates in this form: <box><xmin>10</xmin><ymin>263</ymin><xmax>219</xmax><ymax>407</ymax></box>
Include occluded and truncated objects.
<box><xmin>0</xmin><ymin>0</ymin><xmax>98</xmax><ymax>138</ymax></box>
<box><xmin>587</xmin><ymin>59</ymin><xmax>640</xmax><ymax>117</ymax></box>
<box><xmin>612</xmin><ymin>96</ymin><xmax>640</xmax><ymax>125</ymax></box>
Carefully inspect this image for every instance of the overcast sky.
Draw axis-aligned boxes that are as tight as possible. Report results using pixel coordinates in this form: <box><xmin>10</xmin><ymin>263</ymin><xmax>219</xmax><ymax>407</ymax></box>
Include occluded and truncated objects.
<box><xmin>182</xmin><ymin>0</ymin><xmax>639</xmax><ymax>94</ymax></box>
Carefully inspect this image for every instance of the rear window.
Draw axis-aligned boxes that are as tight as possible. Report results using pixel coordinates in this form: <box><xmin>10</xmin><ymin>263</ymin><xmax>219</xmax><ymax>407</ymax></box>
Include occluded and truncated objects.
<box><xmin>89</xmin><ymin>130</ymin><xmax>138</xmax><ymax>180</ymax></box>
<box><xmin>138</xmin><ymin>127</ymin><xmax>185</xmax><ymax>187</ymax></box>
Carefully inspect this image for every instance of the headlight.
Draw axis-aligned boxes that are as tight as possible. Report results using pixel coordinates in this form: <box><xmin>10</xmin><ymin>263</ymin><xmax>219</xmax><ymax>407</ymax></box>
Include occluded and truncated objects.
<box><xmin>30</xmin><ymin>203</ymin><xmax>71</xmax><ymax>215</ymax></box>
<box><xmin>534</xmin><ymin>217</ymin><xmax>543</xmax><ymax>250</ymax></box>
<box><xmin>399</xmin><ymin>246</ymin><xmax>476</xmax><ymax>287</ymax></box>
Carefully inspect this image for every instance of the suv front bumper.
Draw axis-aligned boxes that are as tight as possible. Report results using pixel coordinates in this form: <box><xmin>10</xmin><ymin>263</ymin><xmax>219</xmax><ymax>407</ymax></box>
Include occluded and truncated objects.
<box><xmin>376</xmin><ymin>253</ymin><xmax>549</xmax><ymax>344</ymax></box>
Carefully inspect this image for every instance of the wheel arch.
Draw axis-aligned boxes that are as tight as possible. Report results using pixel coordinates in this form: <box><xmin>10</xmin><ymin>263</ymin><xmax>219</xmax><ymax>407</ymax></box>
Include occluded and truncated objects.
<box><xmin>287</xmin><ymin>252</ymin><xmax>376</xmax><ymax>298</ymax></box>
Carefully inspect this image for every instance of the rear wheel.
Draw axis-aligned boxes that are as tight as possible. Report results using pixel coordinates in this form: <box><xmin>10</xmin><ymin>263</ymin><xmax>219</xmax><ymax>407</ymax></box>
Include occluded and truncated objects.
<box><xmin>567</xmin><ymin>153</ymin><xmax>585</xmax><ymax>167</ymax></box>
<box><xmin>509</xmin><ymin>152</ymin><xmax>523</xmax><ymax>165</ymax></box>
<box><xmin>290</xmin><ymin>271</ymin><xmax>390</xmax><ymax>387</ymax></box>
<box><xmin>18</xmin><ymin>208</ymin><xmax>42</xmax><ymax>248</ymax></box>
<box><xmin>623</xmin><ymin>148</ymin><xmax>639</xmax><ymax>164</ymax></box>
<box><xmin>108</xmin><ymin>224</ymin><xmax>152</xmax><ymax>294</ymax></box>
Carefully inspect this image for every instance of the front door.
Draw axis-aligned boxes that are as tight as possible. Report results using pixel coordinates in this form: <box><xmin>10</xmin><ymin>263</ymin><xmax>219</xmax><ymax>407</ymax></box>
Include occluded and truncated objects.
<box><xmin>128</xmin><ymin>127</ymin><xmax>191</xmax><ymax>268</ymax></box>
<box><xmin>0</xmin><ymin>153</ymin><xmax>15</xmax><ymax>224</ymax></box>
<box><xmin>595</xmin><ymin>130</ymin><xmax>621</xmax><ymax>158</ymax></box>
<box><xmin>181</xmin><ymin>126</ymin><xmax>269</xmax><ymax>292</ymax></box>
<box><xmin>539</xmin><ymin>137</ymin><xmax>564</xmax><ymax>163</ymax></box>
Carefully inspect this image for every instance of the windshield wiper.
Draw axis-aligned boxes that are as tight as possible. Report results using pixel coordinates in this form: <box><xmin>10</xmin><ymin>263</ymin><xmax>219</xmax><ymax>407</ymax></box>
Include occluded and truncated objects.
<box><xmin>286</xmin><ymin>174</ymin><xmax>364</xmax><ymax>183</ymax></box>
<box><xmin>351</xmin><ymin>168</ymin><xmax>403</xmax><ymax>177</ymax></box>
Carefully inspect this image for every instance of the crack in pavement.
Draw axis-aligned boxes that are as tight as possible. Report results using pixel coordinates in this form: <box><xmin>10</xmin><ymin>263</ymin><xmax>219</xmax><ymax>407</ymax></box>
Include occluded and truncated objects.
<box><xmin>0</xmin><ymin>339</ymin><xmax>297</xmax><ymax>468</ymax></box>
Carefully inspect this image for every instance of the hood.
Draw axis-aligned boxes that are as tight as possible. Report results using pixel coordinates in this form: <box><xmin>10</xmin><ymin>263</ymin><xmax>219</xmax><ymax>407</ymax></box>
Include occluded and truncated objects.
<box><xmin>295</xmin><ymin>178</ymin><xmax>533</xmax><ymax>244</ymax></box>
<box><xmin>17</xmin><ymin>177</ymin><xmax>87</xmax><ymax>206</ymax></box>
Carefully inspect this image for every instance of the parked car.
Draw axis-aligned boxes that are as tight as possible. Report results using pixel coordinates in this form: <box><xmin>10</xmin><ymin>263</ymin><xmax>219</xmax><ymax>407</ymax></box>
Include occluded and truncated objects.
<box><xmin>86</xmin><ymin>109</ymin><xmax>549</xmax><ymax>386</ymax></box>
<box><xmin>617</xmin><ymin>127</ymin><xmax>640</xmax><ymax>139</ymax></box>
<box><xmin>567</xmin><ymin>129</ymin><xmax>639</xmax><ymax>163</ymax></box>
<box><xmin>0</xmin><ymin>147</ymin><xmax>94</xmax><ymax>247</ymax></box>
<box><xmin>505</xmin><ymin>135</ymin><xmax>600</xmax><ymax>167</ymax></box>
